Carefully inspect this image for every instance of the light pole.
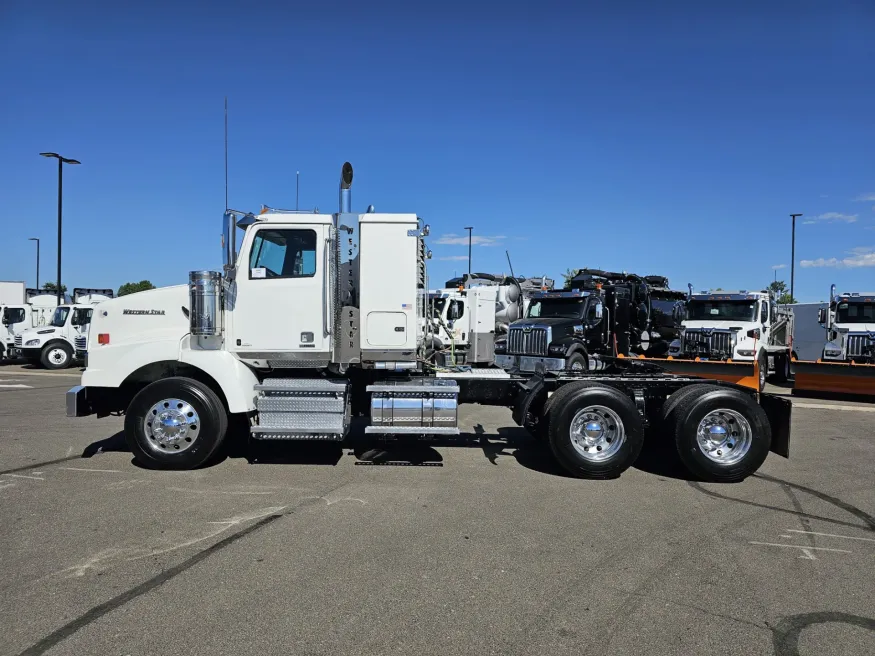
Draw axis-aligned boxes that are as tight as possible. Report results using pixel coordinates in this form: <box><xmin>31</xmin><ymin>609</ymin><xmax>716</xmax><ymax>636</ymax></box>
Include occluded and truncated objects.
<box><xmin>790</xmin><ymin>213</ymin><xmax>802</xmax><ymax>302</ymax></box>
<box><xmin>40</xmin><ymin>152</ymin><xmax>81</xmax><ymax>304</ymax></box>
<box><xmin>28</xmin><ymin>238</ymin><xmax>40</xmax><ymax>289</ymax></box>
<box><xmin>464</xmin><ymin>226</ymin><xmax>473</xmax><ymax>276</ymax></box>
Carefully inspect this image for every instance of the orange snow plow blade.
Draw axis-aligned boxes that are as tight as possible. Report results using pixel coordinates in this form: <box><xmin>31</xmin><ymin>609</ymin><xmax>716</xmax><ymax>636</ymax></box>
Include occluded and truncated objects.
<box><xmin>624</xmin><ymin>355</ymin><xmax>760</xmax><ymax>390</ymax></box>
<box><xmin>791</xmin><ymin>360</ymin><xmax>875</xmax><ymax>398</ymax></box>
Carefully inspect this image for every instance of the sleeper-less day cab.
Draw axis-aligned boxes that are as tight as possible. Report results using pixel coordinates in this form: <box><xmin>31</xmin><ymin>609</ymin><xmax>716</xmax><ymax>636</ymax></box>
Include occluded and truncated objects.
<box><xmin>67</xmin><ymin>163</ymin><xmax>791</xmax><ymax>482</ymax></box>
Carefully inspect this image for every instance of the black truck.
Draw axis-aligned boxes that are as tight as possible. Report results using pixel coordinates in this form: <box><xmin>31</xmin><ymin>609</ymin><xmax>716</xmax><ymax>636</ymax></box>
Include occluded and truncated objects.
<box><xmin>494</xmin><ymin>269</ymin><xmax>687</xmax><ymax>373</ymax></box>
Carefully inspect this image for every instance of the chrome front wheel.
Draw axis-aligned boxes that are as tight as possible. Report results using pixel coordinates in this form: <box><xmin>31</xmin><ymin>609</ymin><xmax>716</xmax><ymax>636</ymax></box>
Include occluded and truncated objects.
<box><xmin>143</xmin><ymin>398</ymin><xmax>201</xmax><ymax>454</ymax></box>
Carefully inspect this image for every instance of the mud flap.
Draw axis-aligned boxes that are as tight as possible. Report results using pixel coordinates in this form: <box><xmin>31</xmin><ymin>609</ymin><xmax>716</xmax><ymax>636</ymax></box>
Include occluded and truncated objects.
<box><xmin>759</xmin><ymin>392</ymin><xmax>791</xmax><ymax>458</ymax></box>
<box><xmin>644</xmin><ymin>357</ymin><xmax>759</xmax><ymax>390</ymax></box>
<box><xmin>791</xmin><ymin>360</ymin><xmax>875</xmax><ymax>397</ymax></box>
<box><xmin>511</xmin><ymin>373</ymin><xmax>546</xmax><ymax>428</ymax></box>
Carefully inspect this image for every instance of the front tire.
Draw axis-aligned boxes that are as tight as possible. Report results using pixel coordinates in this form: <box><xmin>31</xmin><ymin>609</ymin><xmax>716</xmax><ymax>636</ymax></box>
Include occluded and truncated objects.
<box><xmin>772</xmin><ymin>353</ymin><xmax>790</xmax><ymax>383</ymax></box>
<box><xmin>124</xmin><ymin>377</ymin><xmax>229</xmax><ymax>470</ymax></box>
<box><xmin>547</xmin><ymin>382</ymin><xmax>644</xmax><ymax>478</ymax></box>
<box><xmin>672</xmin><ymin>385</ymin><xmax>771</xmax><ymax>483</ymax></box>
<box><xmin>757</xmin><ymin>352</ymin><xmax>767</xmax><ymax>392</ymax></box>
<box><xmin>41</xmin><ymin>342</ymin><xmax>73</xmax><ymax>369</ymax></box>
<box><xmin>565</xmin><ymin>351</ymin><xmax>588</xmax><ymax>372</ymax></box>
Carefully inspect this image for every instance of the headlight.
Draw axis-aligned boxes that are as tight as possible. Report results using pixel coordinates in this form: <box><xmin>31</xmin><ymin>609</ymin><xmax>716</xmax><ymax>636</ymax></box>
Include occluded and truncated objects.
<box><xmin>668</xmin><ymin>339</ymin><xmax>681</xmax><ymax>354</ymax></box>
<box><xmin>548</xmin><ymin>344</ymin><xmax>567</xmax><ymax>355</ymax></box>
<box><xmin>25</xmin><ymin>339</ymin><xmax>40</xmax><ymax>346</ymax></box>
<box><xmin>736</xmin><ymin>349</ymin><xmax>755</xmax><ymax>357</ymax></box>
<box><xmin>494</xmin><ymin>340</ymin><xmax>507</xmax><ymax>354</ymax></box>
<box><xmin>823</xmin><ymin>342</ymin><xmax>842</xmax><ymax>357</ymax></box>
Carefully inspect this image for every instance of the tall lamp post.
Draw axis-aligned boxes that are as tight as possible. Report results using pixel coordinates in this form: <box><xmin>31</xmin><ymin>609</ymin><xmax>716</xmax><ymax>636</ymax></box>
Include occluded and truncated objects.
<box><xmin>464</xmin><ymin>226</ymin><xmax>473</xmax><ymax>277</ymax></box>
<box><xmin>790</xmin><ymin>213</ymin><xmax>802</xmax><ymax>302</ymax></box>
<box><xmin>28</xmin><ymin>238</ymin><xmax>40</xmax><ymax>289</ymax></box>
<box><xmin>40</xmin><ymin>152</ymin><xmax>81</xmax><ymax>304</ymax></box>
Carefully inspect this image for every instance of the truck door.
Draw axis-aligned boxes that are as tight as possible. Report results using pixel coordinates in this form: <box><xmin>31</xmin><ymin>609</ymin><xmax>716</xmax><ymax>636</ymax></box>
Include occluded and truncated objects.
<box><xmin>230</xmin><ymin>223</ymin><xmax>332</xmax><ymax>366</ymax></box>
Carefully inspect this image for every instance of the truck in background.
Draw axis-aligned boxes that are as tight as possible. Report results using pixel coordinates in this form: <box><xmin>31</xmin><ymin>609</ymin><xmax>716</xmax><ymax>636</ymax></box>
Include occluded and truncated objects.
<box><xmin>1</xmin><ymin>289</ymin><xmax>60</xmax><ymax>361</ymax></box>
<box><xmin>819</xmin><ymin>286</ymin><xmax>875</xmax><ymax>364</ymax></box>
<box><xmin>495</xmin><ymin>269</ymin><xmax>685</xmax><ymax>373</ymax></box>
<box><xmin>13</xmin><ymin>288</ymin><xmax>113</xmax><ymax>369</ymax></box>
<box><xmin>668</xmin><ymin>290</ymin><xmax>795</xmax><ymax>392</ymax></box>
<box><xmin>0</xmin><ymin>281</ymin><xmax>26</xmax><ymax>307</ymax></box>
<box><xmin>429</xmin><ymin>274</ymin><xmax>553</xmax><ymax>366</ymax></box>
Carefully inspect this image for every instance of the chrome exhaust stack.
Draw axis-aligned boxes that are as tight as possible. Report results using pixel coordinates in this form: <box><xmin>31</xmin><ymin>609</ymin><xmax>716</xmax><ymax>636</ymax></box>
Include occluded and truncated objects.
<box><xmin>339</xmin><ymin>162</ymin><xmax>353</xmax><ymax>213</ymax></box>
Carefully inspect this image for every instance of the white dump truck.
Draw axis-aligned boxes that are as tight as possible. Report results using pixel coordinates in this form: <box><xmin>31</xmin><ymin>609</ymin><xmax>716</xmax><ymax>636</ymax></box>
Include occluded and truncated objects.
<box><xmin>66</xmin><ymin>163</ymin><xmax>791</xmax><ymax>482</ymax></box>
<box><xmin>14</xmin><ymin>288</ymin><xmax>113</xmax><ymax>369</ymax></box>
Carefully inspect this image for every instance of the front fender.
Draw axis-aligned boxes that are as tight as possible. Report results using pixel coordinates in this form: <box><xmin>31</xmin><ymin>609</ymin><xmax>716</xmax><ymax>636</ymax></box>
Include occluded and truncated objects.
<box><xmin>180</xmin><ymin>344</ymin><xmax>259</xmax><ymax>413</ymax></box>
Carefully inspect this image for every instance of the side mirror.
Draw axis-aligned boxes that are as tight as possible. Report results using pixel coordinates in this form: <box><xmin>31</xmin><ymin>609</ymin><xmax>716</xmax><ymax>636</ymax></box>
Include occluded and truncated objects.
<box><xmin>588</xmin><ymin>300</ymin><xmax>604</xmax><ymax>326</ymax></box>
<box><xmin>747</xmin><ymin>328</ymin><xmax>761</xmax><ymax>339</ymax></box>
<box><xmin>817</xmin><ymin>308</ymin><xmax>826</xmax><ymax>326</ymax></box>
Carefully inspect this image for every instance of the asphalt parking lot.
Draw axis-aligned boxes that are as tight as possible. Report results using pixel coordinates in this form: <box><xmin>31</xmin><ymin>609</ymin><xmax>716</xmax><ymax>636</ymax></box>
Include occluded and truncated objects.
<box><xmin>1</xmin><ymin>364</ymin><xmax>873</xmax><ymax>656</ymax></box>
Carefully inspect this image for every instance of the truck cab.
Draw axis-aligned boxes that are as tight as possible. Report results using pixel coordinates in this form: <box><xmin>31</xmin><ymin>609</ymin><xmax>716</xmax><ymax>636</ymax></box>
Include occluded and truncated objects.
<box><xmin>670</xmin><ymin>290</ymin><xmax>795</xmax><ymax>388</ymax></box>
<box><xmin>820</xmin><ymin>288</ymin><xmax>875</xmax><ymax>364</ymax></box>
<box><xmin>15</xmin><ymin>289</ymin><xmax>113</xmax><ymax>369</ymax></box>
<box><xmin>1</xmin><ymin>290</ymin><xmax>59</xmax><ymax>360</ymax></box>
<box><xmin>495</xmin><ymin>290</ymin><xmax>603</xmax><ymax>372</ymax></box>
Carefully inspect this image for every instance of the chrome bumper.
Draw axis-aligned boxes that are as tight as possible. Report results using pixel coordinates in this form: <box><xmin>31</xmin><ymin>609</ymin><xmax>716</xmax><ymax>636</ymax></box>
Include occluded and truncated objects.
<box><xmin>66</xmin><ymin>385</ymin><xmax>88</xmax><ymax>417</ymax></box>
<box><xmin>495</xmin><ymin>354</ymin><xmax>565</xmax><ymax>373</ymax></box>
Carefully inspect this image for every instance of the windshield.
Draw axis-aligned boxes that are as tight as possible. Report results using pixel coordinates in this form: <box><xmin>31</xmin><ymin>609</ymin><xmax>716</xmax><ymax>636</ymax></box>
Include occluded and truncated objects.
<box><xmin>836</xmin><ymin>302</ymin><xmax>875</xmax><ymax>324</ymax></box>
<box><xmin>72</xmin><ymin>308</ymin><xmax>92</xmax><ymax>326</ymax></box>
<box><xmin>652</xmin><ymin>299</ymin><xmax>683</xmax><ymax>328</ymax></box>
<box><xmin>687</xmin><ymin>300</ymin><xmax>756</xmax><ymax>322</ymax></box>
<box><xmin>50</xmin><ymin>307</ymin><xmax>70</xmax><ymax>328</ymax></box>
<box><xmin>2</xmin><ymin>307</ymin><xmax>25</xmax><ymax>326</ymax></box>
<box><xmin>527</xmin><ymin>298</ymin><xmax>586</xmax><ymax>320</ymax></box>
<box><xmin>430</xmin><ymin>297</ymin><xmax>447</xmax><ymax>318</ymax></box>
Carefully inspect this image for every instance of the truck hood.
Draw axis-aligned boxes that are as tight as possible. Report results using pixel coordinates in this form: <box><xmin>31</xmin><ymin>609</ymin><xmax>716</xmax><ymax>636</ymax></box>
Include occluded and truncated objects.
<box><xmin>514</xmin><ymin>317</ymin><xmax>582</xmax><ymax>330</ymax></box>
<box><xmin>837</xmin><ymin>323</ymin><xmax>875</xmax><ymax>334</ymax></box>
<box><xmin>682</xmin><ymin>320</ymin><xmax>754</xmax><ymax>331</ymax></box>
<box><xmin>87</xmin><ymin>285</ymin><xmax>189</xmax><ymax>349</ymax></box>
<box><xmin>17</xmin><ymin>326</ymin><xmax>58</xmax><ymax>340</ymax></box>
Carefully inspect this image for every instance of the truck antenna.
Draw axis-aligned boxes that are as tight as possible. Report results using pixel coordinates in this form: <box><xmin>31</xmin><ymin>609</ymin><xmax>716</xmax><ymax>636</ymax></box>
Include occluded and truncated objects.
<box><xmin>505</xmin><ymin>250</ymin><xmax>517</xmax><ymax>280</ymax></box>
<box><xmin>224</xmin><ymin>96</ymin><xmax>229</xmax><ymax>211</ymax></box>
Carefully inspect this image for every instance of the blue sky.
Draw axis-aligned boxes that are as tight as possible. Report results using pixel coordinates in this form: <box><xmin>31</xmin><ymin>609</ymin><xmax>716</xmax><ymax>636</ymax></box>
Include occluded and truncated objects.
<box><xmin>1</xmin><ymin>1</ymin><xmax>873</xmax><ymax>302</ymax></box>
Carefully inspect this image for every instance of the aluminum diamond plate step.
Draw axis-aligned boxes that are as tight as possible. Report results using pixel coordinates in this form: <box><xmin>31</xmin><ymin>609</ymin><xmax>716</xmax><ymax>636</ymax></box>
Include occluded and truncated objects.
<box><xmin>256</xmin><ymin>413</ymin><xmax>345</xmax><ymax>431</ymax></box>
<box><xmin>257</xmin><ymin>396</ymin><xmax>346</xmax><ymax>413</ymax></box>
<box><xmin>255</xmin><ymin>378</ymin><xmax>348</xmax><ymax>393</ymax></box>
<box><xmin>250</xmin><ymin>427</ymin><xmax>344</xmax><ymax>441</ymax></box>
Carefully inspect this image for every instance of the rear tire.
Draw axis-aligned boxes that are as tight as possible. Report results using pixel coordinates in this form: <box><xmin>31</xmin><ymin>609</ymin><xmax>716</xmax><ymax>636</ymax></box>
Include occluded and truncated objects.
<box><xmin>672</xmin><ymin>385</ymin><xmax>771</xmax><ymax>483</ymax></box>
<box><xmin>124</xmin><ymin>377</ymin><xmax>228</xmax><ymax>470</ymax></box>
<box><xmin>41</xmin><ymin>342</ymin><xmax>73</xmax><ymax>370</ymax></box>
<box><xmin>772</xmin><ymin>353</ymin><xmax>790</xmax><ymax>383</ymax></box>
<box><xmin>547</xmin><ymin>383</ymin><xmax>644</xmax><ymax>479</ymax></box>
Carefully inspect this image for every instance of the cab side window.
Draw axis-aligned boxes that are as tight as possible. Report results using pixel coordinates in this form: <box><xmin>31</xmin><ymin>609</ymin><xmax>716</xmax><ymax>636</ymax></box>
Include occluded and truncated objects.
<box><xmin>249</xmin><ymin>229</ymin><xmax>317</xmax><ymax>279</ymax></box>
<box><xmin>448</xmin><ymin>300</ymin><xmax>465</xmax><ymax>321</ymax></box>
<box><xmin>760</xmin><ymin>302</ymin><xmax>768</xmax><ymax>324</ymax></box>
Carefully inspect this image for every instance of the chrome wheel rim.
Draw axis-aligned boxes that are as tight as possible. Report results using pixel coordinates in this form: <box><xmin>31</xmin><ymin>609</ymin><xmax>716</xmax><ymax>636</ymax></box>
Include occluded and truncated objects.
<box><xmin>143</xmin><ymin>398</ymin><xmax>200</xmax><ymax>454</ymax></box>
<box><xmin>570</xmin><ymin>360</ymin><xmax>585</xmax><ymax>371</ymax></box>
<box><xmin>48</xmin><ymin>348</ymin><xmax>67</xmax><ymax>365</ymax></box>
<box><xmin>696</xmin><ymin>409</ymin><xmax>752</xmax><ymax>465</ymax></box>
<box><xmin>569</xmin><ymin>405</ymin><xmax>625</xmax><ymax>462</ymax></box>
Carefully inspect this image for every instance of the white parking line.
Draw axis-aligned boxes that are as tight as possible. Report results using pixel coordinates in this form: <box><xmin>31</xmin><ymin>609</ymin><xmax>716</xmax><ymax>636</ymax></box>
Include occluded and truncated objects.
<box><xmin>0</xmin><ymin>384</ymin><xmax>32</xmax><ymax>388</ymax></box>
<box><xmin>61</xmin><ymin>467</ymin><xmax>124</xmax><ymax>474</ymax></box>
<box><xmin>0</xmin><ymin>370</ymin><xmax>82</xmax><ymax>378</ymax></box>
<box><xmin>749</xmin><ymin>541</ymin><xmax>852</xmax><ymax>560</ymax></box>
<box><xmin>784</xmin><ymin>529</ymin><xmax>875</xmax><ymax>543</ymax></box>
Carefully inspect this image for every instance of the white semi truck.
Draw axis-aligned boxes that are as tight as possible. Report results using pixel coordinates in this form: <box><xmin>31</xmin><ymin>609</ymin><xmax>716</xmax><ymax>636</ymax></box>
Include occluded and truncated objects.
<box><xmin>819</xmin><ymin>285</ymin><xmax>875</xmax><ymax>364</ymax></box>
<box><xmin>1</xmin><ymin>289</ymin><xmax>60</xmax><ymax>361</ymax></box>
<box><xmin>66</xmin><ymin>163</ymin><xmax>791</xmax><ymax>482</ymax></box>
<box><xmin>14</xmin><ymin>288</ymin><xmax>113</xmax><ymax>369</ymax></box>
<box><xmin>669</xmin><ymin>290</ymin><xmax>795</xmax><ymax>391</ymax></box>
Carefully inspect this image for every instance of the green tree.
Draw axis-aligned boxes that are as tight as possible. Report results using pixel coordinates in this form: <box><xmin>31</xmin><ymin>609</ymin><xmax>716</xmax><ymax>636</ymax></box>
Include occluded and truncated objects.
<box><xmin>768</xmin><ymin>279</ymin><xmax>796</xmax><ymax>304</ymax></box>
<box><xmin>41</xmin><ymin>282</ymin><xmax>67</xmax><ymax>293</ymax></box>
<box><xmin>562</xmin><ymin>268</ymin><xmax>580</xmax><ymax>287</ymax></box>
<box><xmin>118</xmin><ymin>280</ymin><xmax>156</xmax><ymax>297</ymax></box>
